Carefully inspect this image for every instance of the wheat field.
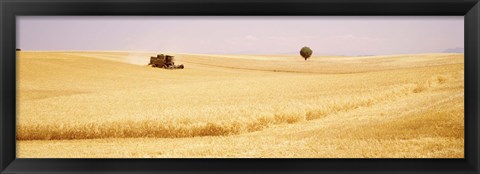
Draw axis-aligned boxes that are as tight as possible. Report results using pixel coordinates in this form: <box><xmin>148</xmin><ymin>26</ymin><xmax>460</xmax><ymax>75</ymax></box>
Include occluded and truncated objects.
<box><xmin>16</xmin><ymin>51</ymin><xmax>464</xmax><ymax>158</ymax></box>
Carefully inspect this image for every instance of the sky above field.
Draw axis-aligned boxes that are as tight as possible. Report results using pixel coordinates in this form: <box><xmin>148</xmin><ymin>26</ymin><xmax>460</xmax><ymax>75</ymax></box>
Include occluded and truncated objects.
<box><xmin>17</xmin><ymin>16</ymin><xmax>463</xmax><ymax>56</ymax></box>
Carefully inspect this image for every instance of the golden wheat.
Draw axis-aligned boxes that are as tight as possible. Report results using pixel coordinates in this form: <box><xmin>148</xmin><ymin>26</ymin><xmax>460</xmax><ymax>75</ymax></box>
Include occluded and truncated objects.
<box><xmin>16</xmin><ymin>51</ymin><xmax>464</xmax><ymax>158</ymax></box>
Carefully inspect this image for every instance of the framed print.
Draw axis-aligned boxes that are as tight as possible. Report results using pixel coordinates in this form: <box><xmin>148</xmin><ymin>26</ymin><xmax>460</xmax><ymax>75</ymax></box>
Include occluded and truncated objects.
<box><xmin>1</xmin><ymin>0</ymin><xmax>479</xmax><ymax>173</ymax></box>
<box><xmin>14</xmin><ymin>15</ymin><xmax>466</xmax><ymax>158</ymax></box>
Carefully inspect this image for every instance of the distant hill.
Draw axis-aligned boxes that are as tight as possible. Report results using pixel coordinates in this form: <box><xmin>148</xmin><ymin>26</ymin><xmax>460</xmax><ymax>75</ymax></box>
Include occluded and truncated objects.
<box><xmin>443</xmin><ymin>47</ymin><xmax>464</xmax><ymax>53</ymax></box>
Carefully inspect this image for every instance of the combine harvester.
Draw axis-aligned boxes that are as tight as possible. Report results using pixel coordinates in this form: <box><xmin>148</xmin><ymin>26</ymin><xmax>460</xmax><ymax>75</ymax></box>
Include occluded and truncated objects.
<box><xmin>148</xmin><ymin>54</ymin><xmax>184</xmax><ymax>69</ymax></box>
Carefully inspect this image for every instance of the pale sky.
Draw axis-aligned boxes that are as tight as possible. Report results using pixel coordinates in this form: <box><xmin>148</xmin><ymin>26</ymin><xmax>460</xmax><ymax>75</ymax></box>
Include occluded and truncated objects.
<box><xmin>17</xmin><ymin>16</ymin><xmax>464</xmax><ymax>56</ymax></box>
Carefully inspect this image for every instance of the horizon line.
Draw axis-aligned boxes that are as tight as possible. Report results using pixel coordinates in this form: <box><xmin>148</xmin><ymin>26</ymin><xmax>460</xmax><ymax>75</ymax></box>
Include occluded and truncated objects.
<box><xmin>16</xmin><ymin>50</ymin><xmax>465</xmax><ymax>57</ymax></box>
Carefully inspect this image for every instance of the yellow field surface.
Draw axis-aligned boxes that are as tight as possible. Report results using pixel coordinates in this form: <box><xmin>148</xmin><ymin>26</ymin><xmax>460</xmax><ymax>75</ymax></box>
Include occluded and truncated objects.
<box><xmin>16</xmin><ymin>51</ymin><xmax>464</xmax><ymax>158</ymax></box>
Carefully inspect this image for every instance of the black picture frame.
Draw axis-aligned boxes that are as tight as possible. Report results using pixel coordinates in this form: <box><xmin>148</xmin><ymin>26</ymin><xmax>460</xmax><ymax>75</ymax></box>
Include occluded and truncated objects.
<box><xmin>1</xmin><ymin>0</ymin><xmax>479</xmax><ymax>173</ymax></box>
